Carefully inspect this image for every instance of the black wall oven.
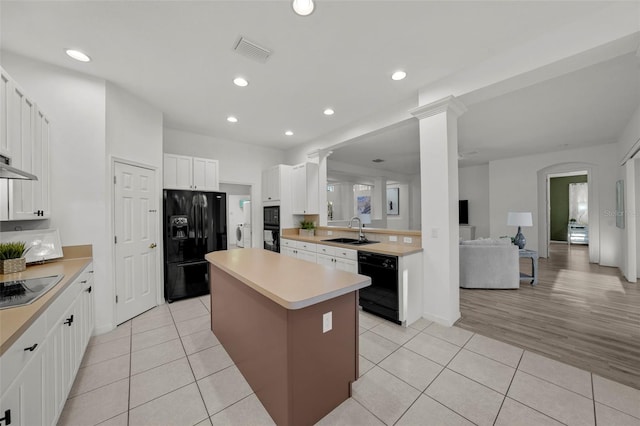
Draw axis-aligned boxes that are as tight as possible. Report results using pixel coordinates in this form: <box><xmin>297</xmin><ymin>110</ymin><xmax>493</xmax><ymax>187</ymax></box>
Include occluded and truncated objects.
<box><xmin>358</xmin><ymin>251</ymin><xmax>400</xmax><ymax>324</ymax></box>
<box><xmin>263</xmin><ymin>206</ymin><xmax>280</xmax><ymax>253</ymax></box>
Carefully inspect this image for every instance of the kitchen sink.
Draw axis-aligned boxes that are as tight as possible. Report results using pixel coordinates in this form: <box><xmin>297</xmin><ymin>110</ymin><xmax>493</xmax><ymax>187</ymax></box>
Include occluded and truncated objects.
<box><xmin>322</xmin><ymin>238</ymin><xmax>379</xmax><ymax>246</ymax></box>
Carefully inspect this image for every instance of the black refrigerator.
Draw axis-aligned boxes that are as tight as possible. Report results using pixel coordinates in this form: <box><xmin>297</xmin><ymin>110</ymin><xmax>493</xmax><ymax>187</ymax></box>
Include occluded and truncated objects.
<box><xmin>163</xmin><ymin>189</ymin><xmax>227</xmax><ymax>303</ymax></box>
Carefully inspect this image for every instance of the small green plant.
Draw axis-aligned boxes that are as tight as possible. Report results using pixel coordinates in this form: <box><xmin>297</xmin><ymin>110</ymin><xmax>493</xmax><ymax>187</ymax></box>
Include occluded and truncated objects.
<box><xmin>0</xmin><ymin>241</ymin><xmax>27</xmax><ymax>260</ymax></box>
<box><xmin>299</xmin><ymin>220</ymin><xmax>315</xmax><ymax>230</ymax></box>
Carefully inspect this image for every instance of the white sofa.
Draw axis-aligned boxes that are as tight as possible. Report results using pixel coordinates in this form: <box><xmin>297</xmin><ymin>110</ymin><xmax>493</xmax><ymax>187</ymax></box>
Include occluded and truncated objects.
<box><xmin>459</xmin><ymin>238</ymin><xmax>519</xmax><ymax>289</ymax></box>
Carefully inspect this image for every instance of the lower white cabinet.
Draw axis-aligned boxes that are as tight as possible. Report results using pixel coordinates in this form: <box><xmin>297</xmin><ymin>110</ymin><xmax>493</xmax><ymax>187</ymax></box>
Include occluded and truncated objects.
<box><xmin>280</xmin><ymin>239</ymin><xmax>357</xmax><ymax>273</ymax></box>
<box><xmin>0</xmin><ymin>262</ymin><xmax>94</xmax><ymax>426</ymax></box>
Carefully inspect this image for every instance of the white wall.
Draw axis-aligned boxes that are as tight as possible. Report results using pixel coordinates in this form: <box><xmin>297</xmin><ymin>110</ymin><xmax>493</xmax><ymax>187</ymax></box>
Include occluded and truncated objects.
<box><xmin>459</xmin><ymin>164</ymin><xmax>490</xmax><ymax>238</ymax></box>
<box><xmin>163</xmin><ymin>128</ymin><xmax>285</xmax><ymax>246</ymax></box>
<box><xmin>617</xmin><ymin>104</ymin><xmax>640</xmax><ymax>162</ymax></box>
<box><xmin>105</xmin><ymin>82</ymin><xmax>164</xmax><ymax>327</ymax></box>
<box><xmin>386</xmin><ymin>183</ymin><xmax>409</xmax><ymax>230</ymax></box>
<box><xmin>489</xmin><ymin>143</ymin><xmax>621</xmax><ymax>267</ymax></box>
<box><xmin>0</xmin><ymin>52</ymin><xmax>111</xmax><ymax>329</ymax></box>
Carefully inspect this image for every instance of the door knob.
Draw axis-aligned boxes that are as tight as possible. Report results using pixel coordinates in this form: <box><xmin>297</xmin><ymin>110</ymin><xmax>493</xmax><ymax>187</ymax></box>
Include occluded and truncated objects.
<box><xmin>149</xmin><ymin>243</ymin><xmax>157</xmax><ymax>249</ymax></box>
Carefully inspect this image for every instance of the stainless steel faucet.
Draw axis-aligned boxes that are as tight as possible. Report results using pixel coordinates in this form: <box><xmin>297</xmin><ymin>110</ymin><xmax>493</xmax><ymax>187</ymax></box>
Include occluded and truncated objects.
<box><xmin>349</xmin><ymin>216</ymin><xmax>366</xmax><ymax>241</ymax></box>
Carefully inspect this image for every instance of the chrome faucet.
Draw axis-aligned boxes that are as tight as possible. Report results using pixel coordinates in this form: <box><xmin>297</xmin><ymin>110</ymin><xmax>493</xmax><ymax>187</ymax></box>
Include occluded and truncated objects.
<box><xmin>349</xmin><ymin>216</ymin><xmax>366</xmax><ymax>241</ymax></box>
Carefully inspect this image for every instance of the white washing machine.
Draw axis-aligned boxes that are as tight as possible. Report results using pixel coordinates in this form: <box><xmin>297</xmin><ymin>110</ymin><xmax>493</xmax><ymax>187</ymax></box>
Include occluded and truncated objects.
<box><xmin>242</xmin><ymin>224</ymin><xmax>252</xmax><ymax>248</ymax></box>
<box><xmin>235</xmin><ymin>224</ymin><xmax>245</xmax><ymax>248</ymax></box>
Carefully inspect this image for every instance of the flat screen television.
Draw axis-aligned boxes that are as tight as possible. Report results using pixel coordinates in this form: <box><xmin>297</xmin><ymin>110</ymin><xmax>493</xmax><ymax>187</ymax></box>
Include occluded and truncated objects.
<box><xmin>459</xmin><ymin>200</ymin><xmax>469</xmax><ymax>225</ymax></box>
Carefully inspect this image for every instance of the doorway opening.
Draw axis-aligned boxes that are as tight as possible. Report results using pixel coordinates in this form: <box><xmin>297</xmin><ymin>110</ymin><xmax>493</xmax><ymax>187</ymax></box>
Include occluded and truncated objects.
<box><xmin>548</xmin><ymin>171</ymin><xmax>589</xmax><ymax>250</ymax></box>
<box><xmin>537</xmin><ymin>163</ymin><xmax>599</xmax><ymax>263</ymax></box>
<box><xmin>220</xmin><ymin>183</ymin><xmax>252</xmax><ymax>249</ymax></box>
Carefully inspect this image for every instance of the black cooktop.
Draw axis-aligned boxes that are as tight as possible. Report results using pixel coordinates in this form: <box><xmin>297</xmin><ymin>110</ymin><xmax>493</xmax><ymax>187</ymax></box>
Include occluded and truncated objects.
<box><xmin>0</xmin><ymin>275</ymin><xmax>64</xmax><ymax>309</ymax></box>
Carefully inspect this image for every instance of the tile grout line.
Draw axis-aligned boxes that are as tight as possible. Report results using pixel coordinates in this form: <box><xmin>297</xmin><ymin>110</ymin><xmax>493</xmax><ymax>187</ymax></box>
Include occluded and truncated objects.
<box><xmin>127</xmin><ymin>323</ymin><xmax>132</xmax><ymax>426</ymax></box>
<box><xmin>170</xmin><ymin>300</ymin><xmax>214</xmax><ymax>423</ymax></box>
<box><xmin>492</xmin><ymin>342</ymin><xmax>525</xmax><ymax>426</ymax></box>
<box><xmin>396</xmin><ymin>330</ymin><xmax>470</xmax><ymax>425</ymax></box>
<box><xmin>591</xmin><ymin>372</ymin><xmax>597</xmax><ymax>426</ymax></box>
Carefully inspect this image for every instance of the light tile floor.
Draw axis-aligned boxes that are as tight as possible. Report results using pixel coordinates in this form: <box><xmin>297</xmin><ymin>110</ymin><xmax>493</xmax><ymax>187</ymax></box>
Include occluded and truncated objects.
<box><xmin>59</xmin><ymin>297</ymin><xmax>640</xmax><ymax>426</ymax></box>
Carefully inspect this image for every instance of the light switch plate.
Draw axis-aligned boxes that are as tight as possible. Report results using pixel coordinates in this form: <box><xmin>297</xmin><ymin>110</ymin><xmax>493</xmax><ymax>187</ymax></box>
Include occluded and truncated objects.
<box><xmin>323</xmin><ymin>312</ymin><xmax>332</xmax><ymax>333</ymax></box>
<box><xmin>403</xmin><ymin>237</ymin><xmax>412</xmax><ymax>243</ymax></box>
<box><xmin>389</xmin><ymin>235</ymin><xmax>397</xmax><ymax>242</ymax></box>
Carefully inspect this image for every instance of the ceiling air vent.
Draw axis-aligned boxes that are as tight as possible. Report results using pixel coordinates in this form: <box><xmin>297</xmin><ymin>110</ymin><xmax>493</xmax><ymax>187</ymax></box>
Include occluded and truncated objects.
<box><xmin>372</xmin><ymin>159</ymin><xmax>385</xmax><ymax>163</ymax></box>
<box><xmin>234</xmin><ymin>37</ymin><xmax>272</xmax><ymax>63</ymax></box>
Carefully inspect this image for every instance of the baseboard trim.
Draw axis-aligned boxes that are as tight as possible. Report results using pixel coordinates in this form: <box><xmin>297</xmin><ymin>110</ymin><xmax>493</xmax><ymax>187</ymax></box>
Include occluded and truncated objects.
<box><xmin>93</xmin><ymin>323</ymin><xmax>116</xmax><ymax>336</ymax></box>
<box><xmin>422</xmin><ymin>311</ymin><xmax>461</xmax><ymax>327</ymax></box>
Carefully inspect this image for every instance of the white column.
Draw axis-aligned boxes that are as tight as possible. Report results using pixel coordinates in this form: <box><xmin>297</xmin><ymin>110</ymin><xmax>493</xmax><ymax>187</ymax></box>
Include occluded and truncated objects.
<box><xmin>410</xmin><ymin>96</ymin><xmax>467</xmax><ymax>326</ymax></box>
<box><xmin>372</xmin><ymin>177</ymin><xmax>387</xmax><ymax>227</ymax></box>
<box><xmin>309</xmin><ymin>149</ymin><xmax>332</xmax><ymax>226</ymax></box>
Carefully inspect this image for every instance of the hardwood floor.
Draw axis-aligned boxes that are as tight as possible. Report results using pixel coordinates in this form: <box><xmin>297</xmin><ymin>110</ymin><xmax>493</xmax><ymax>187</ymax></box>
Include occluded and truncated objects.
<box><xmin>456</xmin><ymin>242</ymin><xmax>640</xmax><ymax>390</ymax></box>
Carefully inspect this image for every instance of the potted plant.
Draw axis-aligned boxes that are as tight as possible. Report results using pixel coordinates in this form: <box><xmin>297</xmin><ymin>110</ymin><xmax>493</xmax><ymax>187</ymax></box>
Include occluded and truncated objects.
<box><xmin>0</xmin><ymin>241</ymin><xmax>28</xmax><ymax>274</ymax></box>
<box><xmin>299</xmin><ymin>220</ymin><xmax>316</xmax><ymax>237</ymax></box>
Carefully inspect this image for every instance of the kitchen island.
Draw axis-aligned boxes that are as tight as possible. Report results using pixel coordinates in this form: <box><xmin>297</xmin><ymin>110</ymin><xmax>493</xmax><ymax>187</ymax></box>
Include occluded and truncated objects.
<box><xmin>205</xmin><ymin>248</ymin><xmax>370</xmax><ymax>426</ymax></box>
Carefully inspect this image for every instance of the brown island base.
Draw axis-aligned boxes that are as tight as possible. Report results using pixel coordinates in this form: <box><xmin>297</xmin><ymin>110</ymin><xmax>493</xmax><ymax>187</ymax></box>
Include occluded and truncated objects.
<box><xmin>205</xmin><ymin>248</ymin><xmax>371</xmax><ymax>426</ymax></box>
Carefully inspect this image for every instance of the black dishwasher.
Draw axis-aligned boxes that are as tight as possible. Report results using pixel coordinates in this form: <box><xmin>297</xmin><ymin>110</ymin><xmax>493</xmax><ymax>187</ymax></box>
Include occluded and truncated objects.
<box><xmin>358</xmin><ymin>251</ymin><xmax>400</xmax><ymax>324</ymax></box>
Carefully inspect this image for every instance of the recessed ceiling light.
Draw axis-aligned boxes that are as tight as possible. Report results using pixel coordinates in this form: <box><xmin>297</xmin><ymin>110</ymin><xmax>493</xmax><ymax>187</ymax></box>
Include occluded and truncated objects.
<box><xmin>292</xmin><ymin>0</ymin><xmax>315</xmax><ymax>16</ymax></box>
<box><xmin>227</xmin><ymin>116</ymin><xmax>238</xmax><ymax>123</ymax></box>
<box><xmin>65</xmin><ymin>49</ymin><xmax>91</xmax><ymax>62</ymax></box>
<box><xmin>233</xmin><ymin>77</ymin><xmax>248</xmax><ymax>87</ymax></box>
<box><xmin>285</xmin><ymin>131</ymin><xmax>294</xmax><ymax>136</ymax></box>
<box><xmin>323</xmin><ymin>108</ymin><xmax>335</xmax><ymax>116</ymax></box>
<box><xmin>391</xmin><ymin>71</ymin><xmax>406</xmax><ymax>81</ymax></box>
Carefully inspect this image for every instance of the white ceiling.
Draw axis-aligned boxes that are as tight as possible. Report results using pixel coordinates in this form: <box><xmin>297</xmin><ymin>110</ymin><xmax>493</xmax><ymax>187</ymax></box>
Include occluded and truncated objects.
<box><xmin>0</xmin><ymin>0</ymin><xmax>620</xmax><ymax>156</ymax></box>
<box><xmin>328</xmin><ymin>51</ymin><xmax>640</xmax><ymax>175</ymax></box>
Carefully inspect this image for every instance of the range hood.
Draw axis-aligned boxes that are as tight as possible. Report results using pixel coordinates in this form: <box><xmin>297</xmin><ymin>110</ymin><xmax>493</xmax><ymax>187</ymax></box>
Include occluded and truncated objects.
<box><xmin>0</xmin><ymin>155</ymin><xmax>37</xmax><ymax>180</ymax></box>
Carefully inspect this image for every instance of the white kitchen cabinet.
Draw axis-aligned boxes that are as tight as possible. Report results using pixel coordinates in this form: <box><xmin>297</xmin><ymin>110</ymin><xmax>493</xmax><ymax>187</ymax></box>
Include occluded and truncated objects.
<box><xmin>1</xmin><ymin>262</ymin><xmax>94</xmax><ymax>426</ymax></box>
<box><xmin>291</xmin><ymin>162</ymin><xmax>319</xmax><ymax>215</ymax></box>
<box><xmin>0</xmin><ymin>67</ymin><xmax>52</xmax><ymax>221</ymax></box>
<box><xmin>192</xmin><ymin>157</ymin><xmax>219</xmax><ymax>191</ymax></box>
<box><xmin>163</xmin><ymin>154</ymin><xmax>219</xmax><ymax>191</ymax></box>
<box><xmin>262</xmin><ymin>164</ymin><xmax>293</xmax><ymax>203</ymax></box>
<box><xmin>0</xmin><ymin>348</ymin><xmax>45</xmax><ymax>426</ymax></box>
<box><xmin>317</xmin><ymin>246</ymin><xmax>357</xmax><ymax>273</ymax></box>
<box><xmin>0</xmin><ymin>69</ymin><xmax>11</xmax><ymax>157</ymax></box>
<box><xmin>280</xmin><ymin>238</ymin><xmax>317</xmax><ymax>263</ymax></box>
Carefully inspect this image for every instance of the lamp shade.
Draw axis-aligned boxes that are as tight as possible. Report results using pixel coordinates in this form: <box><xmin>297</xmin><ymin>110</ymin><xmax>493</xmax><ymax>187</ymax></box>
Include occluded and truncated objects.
<box><xmin>507</xmin><ymin>212</ymin><xmax>533</xmax><ymax>227</ymax></box>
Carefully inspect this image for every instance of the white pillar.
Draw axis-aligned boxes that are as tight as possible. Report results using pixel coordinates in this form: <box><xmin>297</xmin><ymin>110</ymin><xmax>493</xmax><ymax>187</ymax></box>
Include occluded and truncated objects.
<box><xmin>410</xmin><ymin>96</ymin><xmax>467</xmax><ymax>326</ymax></box>
<box><xmin>309</xmin><ymin>149</ymin><xmax>332</xmax><ymax>226</ymax></box>
<box><xmin>373</xmin><ymin>177</ymin><xmax>387</xmax><ymax>227</ymax></box>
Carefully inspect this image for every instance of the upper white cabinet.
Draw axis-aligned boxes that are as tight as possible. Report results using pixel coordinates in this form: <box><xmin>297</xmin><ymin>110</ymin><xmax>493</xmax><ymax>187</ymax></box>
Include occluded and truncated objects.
<box><xmin>0</xmin><ymin>69</ymin><xmax>11</xmax><ymax>157</ymax></box>
<box><xmin>262</xmin><ymin>164</ymin><xmax>289</xmax><ymax>202</ymax></box>
<box><xmin>291</xmin><ymin>162</ymin><xmax>319</xmax><ymax>215</ymax></box>
<box><xmin>163</xmin><ymin>153</ymin><xmax>219</xmax><ymax>191</ymax></box>
<box><xmin>0</xmin><ymin>67</ymin><xmax>52</xmax><ymax>221</ymax></box>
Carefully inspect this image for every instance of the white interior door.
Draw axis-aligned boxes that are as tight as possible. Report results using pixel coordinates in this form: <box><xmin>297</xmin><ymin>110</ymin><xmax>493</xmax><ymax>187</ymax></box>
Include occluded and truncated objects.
<box><xmin>114</xmin><ymin>161</ymin><xmax>158</xmax><ymax>324</ymax></box>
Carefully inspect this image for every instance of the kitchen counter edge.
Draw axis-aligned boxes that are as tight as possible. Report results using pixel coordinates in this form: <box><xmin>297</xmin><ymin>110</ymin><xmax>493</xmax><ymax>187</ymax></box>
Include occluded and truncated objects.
<box><xmin>281</xmin><ymin>234</ymin><xmax>423</xmax><ymax>256</ymax></box>
<box><xmin>0</xmin><ymin>245</ymin><xmax>93</xmax><ymax>357</ymax></box>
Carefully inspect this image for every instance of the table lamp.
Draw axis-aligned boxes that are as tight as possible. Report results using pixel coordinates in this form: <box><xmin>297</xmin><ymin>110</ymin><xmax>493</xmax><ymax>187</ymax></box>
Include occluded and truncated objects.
<box><xmin>507</xmin><ymin>212</ymin><xmax>533</xmax><ymax>249</ymax></box>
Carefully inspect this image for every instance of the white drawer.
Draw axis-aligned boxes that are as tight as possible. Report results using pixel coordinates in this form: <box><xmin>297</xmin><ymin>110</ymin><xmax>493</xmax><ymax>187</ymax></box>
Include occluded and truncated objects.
<box><xmin>281</xmin><ymin>239</ymin><xmax>295</xmax><ymax>248</ymax></box>
<box><xmin>46</xmin><ymin>274</ymin><xmax>82</xmax><ymax>333</ymax></box>
<box><xmin>78</xmin><ymin>262</ymin><xmax>94</xmax><ymax>290</ymax></box>
<box><xmin>0</xmin><ymin>313</ymin><xmax>46</xmax><ymax>393</ymax></box>
<box><xmin>316</xmin><ymin>244</ymin><xmax>336</xmax><ymax>256</ymax></box>
<box><xmin>334</xmin><ymin>247</ymin><xmax>357</xmax><ymax>260</ymax></box>
<box><xmin>295</xmin><ymin>241</ymin><xmax>317</xmax><ymax>252</ymax></box>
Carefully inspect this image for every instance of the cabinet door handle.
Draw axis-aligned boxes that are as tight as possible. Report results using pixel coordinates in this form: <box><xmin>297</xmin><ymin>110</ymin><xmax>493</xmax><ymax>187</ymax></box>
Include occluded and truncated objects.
<box><xmin>0</xmin><ymin>409</ymin><xmax>11</xmax><ymax>425</ymax></box>
<box><xmin>64</xmin><ymin>315</ymin><xmax>74</xmax><ymax>326</ymax></box>
<box><xmin>23</xmin><ymin>343</ymin><xmax>38</xmax><ymax>352</ymax></box>
<box><xmin>89</xmin><ymin>270</ymin><xmax>94</xmax><ymax>274</ymax></box>
<box><xmin>80</xmin><ymin>280</ymin><xmax>88</xmax><ymax>284</ymax></box>
<box><xmin>85</xmin><ymin>286</ymin><xmax>92</xmax><ymax>293</ymax></box>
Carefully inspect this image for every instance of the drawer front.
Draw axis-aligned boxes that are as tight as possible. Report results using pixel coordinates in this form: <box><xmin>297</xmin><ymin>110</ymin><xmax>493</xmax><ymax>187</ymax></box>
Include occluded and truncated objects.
<box><xmin>46</xmin><ymin>275</ymin><xmax>82</xmax><ymax>333</ymax></box>
<box><xmin>78</xmin><ymin>262</ymin><xmax>94</xmax><ymax>290</ymax></box>
<box><xmin>295</xmin><ymin>241</ymin><xmax>317</xmax><ymax>252</ymax></box>
<box><xmin>0</xmin><ymin>313</ymin><xmax>46</xmax><ymax>393</ymax></box>
<box><xmin>334</xmin><ymin>247</ymin><xmax>357</xmax><ymax>260</ymax></box>
<box><xmin>281</xmin><ymin>239</ymin><xmax>295</xmax><ymax>248</ymax></box>
<box><xmin>316</xmin><ymin>244</ymin><xmax>335</xmax><ymax>256</ymax></box>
